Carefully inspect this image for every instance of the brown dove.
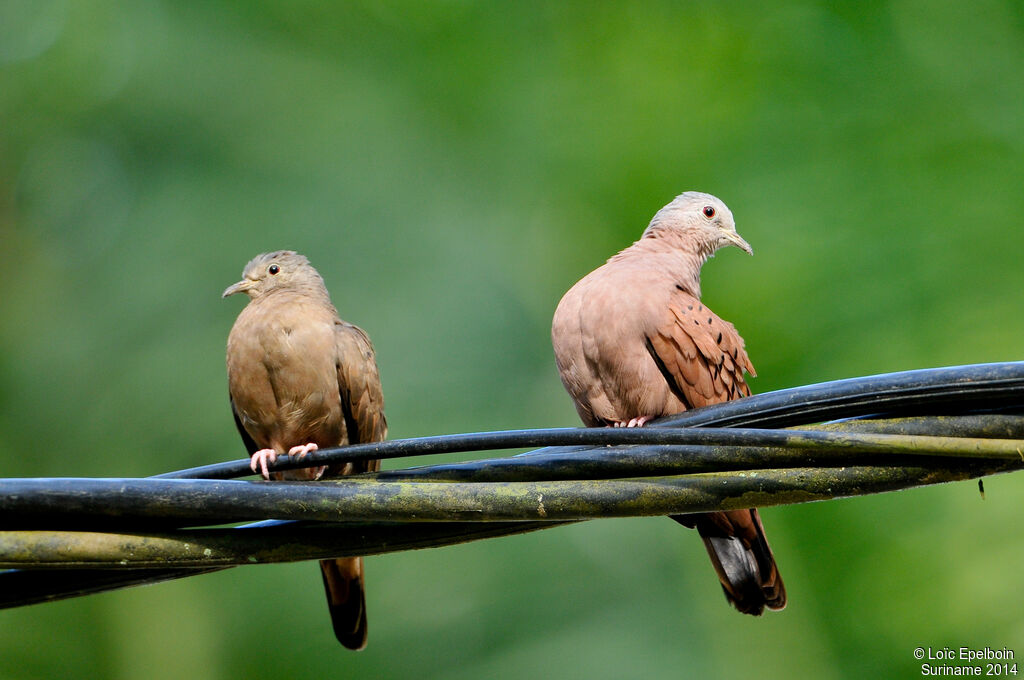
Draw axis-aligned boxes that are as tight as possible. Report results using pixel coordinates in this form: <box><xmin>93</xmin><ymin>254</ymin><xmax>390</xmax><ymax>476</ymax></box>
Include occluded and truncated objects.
<box><xmin>551</xmin><ymin>192</ymin><xmax>785</xmax><ymax>615</ymax></box>
<box><xmin>223</xmin><ymin>250</ymin><xmax>388</xmax><ymax>649</ymax></box>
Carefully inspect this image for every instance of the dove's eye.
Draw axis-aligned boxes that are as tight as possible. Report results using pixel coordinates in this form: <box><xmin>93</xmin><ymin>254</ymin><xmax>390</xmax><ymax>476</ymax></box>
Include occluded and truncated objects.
<box><xmin>702</xmin><ymin>206</ymin><xmax>716</xmax><ymax>218</ymax></box>
<box><xmin>268</xmin><ymin>264</ymin><xmax>280</xmax><ymax>275</ymax></box>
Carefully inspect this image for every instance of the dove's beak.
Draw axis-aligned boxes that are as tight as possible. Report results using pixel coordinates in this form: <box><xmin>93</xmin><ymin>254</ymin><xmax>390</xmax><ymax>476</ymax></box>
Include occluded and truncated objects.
<box><xmin>722</xmin><ymin>230</ymin><xmax>753</xmax><ymax>255</ymax></box>
<box><xmin>223</xmin><ymin>279</ymin><xmax>256</xmax><ymax>298</ymax></box>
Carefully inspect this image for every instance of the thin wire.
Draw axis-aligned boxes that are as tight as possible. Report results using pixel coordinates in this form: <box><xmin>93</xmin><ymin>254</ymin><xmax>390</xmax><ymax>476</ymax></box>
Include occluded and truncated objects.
<box><xmin>155</xmin><ymin>362</ymin><xmax>1024</xmax><ymax>480</ymax></box>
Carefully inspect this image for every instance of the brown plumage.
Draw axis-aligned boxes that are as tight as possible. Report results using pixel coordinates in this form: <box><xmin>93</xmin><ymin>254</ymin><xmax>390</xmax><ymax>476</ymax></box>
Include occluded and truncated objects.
<box><xmin>224</xmin><ymin>250</ymin><xmax>387</xmax><ymax>649</ymax></box>
<box><xmin>551</xmin><ymin>192</ymin><xmax>785</xmax><ymax>615</ymax></box>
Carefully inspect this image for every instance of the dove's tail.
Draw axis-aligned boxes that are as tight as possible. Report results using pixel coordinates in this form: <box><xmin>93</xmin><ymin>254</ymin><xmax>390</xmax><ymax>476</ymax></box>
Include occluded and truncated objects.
<box><xmin>672</xmin><ymin>509</ymin><xmax>786</xmax><ymax>615</ymax></box>
<box><xmin>320</xmin><ymin>557</ymin><xmax>369</xmax><ymax>650</ymax></box>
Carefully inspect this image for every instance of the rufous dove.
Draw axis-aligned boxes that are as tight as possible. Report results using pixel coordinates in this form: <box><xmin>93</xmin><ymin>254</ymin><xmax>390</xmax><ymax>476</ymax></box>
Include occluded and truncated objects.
<box><xmin>551</xmin><ymin>192</ymin><xmax>785</xmax><ymax>615</ymax></box>
<box><xmin>224</xmin><ymin>250</ymin><xmax>388</xmax><ymax>649</ymax></box>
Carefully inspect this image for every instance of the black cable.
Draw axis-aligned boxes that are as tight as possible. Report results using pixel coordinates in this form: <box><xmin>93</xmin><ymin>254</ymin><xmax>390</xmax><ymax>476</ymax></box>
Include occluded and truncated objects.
<box><xmin>5</xmin><ymin>362</ymin><xmax>1023</xmax><ymax>608</ymax></box>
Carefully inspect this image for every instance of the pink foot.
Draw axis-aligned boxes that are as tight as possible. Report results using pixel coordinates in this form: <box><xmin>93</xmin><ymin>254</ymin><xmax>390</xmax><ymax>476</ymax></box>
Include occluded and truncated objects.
<box><xmin>613</xmin><ymin>416</ymin><xmax>652</xmax><ymax>428</ymax></box>
<box><xmin>250</xmin><ymin>448</ymin><xmax>278</xmax><ymax>480</ymax></box>
<box><xmin>288</xmin><ymin>442</ymin><xmax>326</xmax><ymax>479</ymax></box>
<box><xmin>288</xmin><ymin>442</ymin><xmax>319</xmax><ymax>458</ymax></box>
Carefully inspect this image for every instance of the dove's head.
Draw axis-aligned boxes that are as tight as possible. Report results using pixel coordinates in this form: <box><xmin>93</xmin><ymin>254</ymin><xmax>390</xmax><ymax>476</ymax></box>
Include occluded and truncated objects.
<box><xmin>642</xmin><ymin>192</ymin><xmax>752</xmax><ymax>257</ymax></box>
<box><xmin>223</xmin><ymin>250</ymin><xmax>329</xmax><ymax>300</ymax></box>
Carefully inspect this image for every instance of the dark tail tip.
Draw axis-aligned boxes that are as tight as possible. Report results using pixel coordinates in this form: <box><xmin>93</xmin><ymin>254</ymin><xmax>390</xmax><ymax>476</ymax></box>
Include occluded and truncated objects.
<box><xmin>672</xmin><ymin>510</ymin><xmax>786</xmax><ymax>616</ymax></box>
<box><xmin>327</xmin><ymin>599</ymin><xmax>368</xmax><ymax>650</ymax></box>
<box><xmin>320</xmin><ymin>558</ymin><xmax>369</xmax><ymax>650</ymax></box>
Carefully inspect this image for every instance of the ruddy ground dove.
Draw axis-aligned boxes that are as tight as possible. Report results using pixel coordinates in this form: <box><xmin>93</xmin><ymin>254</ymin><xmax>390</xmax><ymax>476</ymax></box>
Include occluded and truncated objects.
<box><xmin>551</xmin><ymin>192</ymin><xmax>786</xmax><ymax>615</ymax></box>
<box><xmin>224</xmin><ymin>250</ymin><xmax>388</xmax><ymax>649</ymax></box>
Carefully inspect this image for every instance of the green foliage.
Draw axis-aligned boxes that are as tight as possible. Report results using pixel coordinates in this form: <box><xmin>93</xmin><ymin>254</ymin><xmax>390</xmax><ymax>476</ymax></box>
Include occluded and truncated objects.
<box><xmin>1</xmin><ymin>2</ymin><xmax>1023</xmax><ymax>678</ymax></box>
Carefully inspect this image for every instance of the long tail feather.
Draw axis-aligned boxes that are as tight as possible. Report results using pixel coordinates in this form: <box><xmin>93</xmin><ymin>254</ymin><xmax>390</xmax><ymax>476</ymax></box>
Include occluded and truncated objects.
<box><xmin>319</xmin><ymin>557</ymin><xmax>369</xmax><ymax>650</ymax></box>
<box><xmin>672</xmin><ymin>509</ymin><xmax>786</xmax><ymax>615</ymax></box>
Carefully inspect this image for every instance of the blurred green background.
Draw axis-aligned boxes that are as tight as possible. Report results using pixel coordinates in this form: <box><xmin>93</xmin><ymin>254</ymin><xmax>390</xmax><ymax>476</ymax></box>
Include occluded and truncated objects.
<box><xmin>2</xmin><ymin>1</ymin><xmax>1023</xmax><ymax>678</ymax></box>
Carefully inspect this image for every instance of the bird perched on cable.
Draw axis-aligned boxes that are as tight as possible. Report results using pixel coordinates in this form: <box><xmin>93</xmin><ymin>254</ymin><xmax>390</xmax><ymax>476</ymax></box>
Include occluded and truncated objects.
<box><xmin>223</xmin><ymin>250</ymin><xmax>387</xmax><ymax>649</ymax></box>
<box><xmin>551</xmin><ymin>192</ymin><xmax>785</xmax><ymax>615</ymax></box>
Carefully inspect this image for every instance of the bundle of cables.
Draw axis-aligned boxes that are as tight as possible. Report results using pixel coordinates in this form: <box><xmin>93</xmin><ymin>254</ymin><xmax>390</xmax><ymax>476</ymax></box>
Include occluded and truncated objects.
<box><xmin>2</xmin><ymin>362</ymin><xmax>1022</xmax><ymax>608</ymax></box>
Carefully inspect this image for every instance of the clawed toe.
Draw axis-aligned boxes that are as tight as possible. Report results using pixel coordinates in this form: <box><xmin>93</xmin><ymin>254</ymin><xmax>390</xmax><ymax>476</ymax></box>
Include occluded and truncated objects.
<box><xmin>612</xmin><ymin>416</ymin><xmax>652</xmax><ymax>428</ymax></box>
<box><xmin>250</xmin><ymin>448</ymin><xmax>278</xmax><ymax>480</ymax></box>
<box><xmin>287</xmin><ymin>442</ymin><xmax>319</xmax><ymax>459</ymax></box>
<box><xmin>287</xmin><ymin>443</ymin><xmax>326</xmax><ymax>479</ymax></box>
